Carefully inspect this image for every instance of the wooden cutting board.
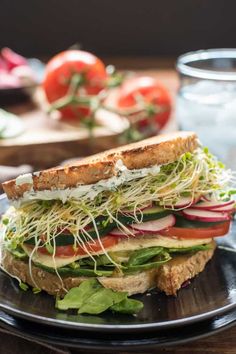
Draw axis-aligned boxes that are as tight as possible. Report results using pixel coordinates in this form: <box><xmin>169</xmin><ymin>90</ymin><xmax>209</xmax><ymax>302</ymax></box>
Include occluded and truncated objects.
<box><xmin>0</xmin><ymin>69</ymin><xmax>178</xmax><ymax>169</ymax></box>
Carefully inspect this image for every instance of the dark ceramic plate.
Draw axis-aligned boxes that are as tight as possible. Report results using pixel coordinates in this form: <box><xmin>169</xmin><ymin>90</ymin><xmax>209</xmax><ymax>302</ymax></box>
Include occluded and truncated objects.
<box><xmin>0</xmin><ymin>194</ymin><xmax>236</xmax><ymax>333</ymax></box>
<box><xmin>0</xmin><ymin>309</ymin><xmax>235</xmax><ymax>350</ymax></box>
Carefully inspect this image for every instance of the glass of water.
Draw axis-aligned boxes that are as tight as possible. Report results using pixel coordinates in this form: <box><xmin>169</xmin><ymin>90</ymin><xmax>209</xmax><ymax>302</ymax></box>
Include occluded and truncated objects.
<box><xmin>176</xmin><ymin>49</ymin><xmax>236</xmax><ymax>168</ymax></box>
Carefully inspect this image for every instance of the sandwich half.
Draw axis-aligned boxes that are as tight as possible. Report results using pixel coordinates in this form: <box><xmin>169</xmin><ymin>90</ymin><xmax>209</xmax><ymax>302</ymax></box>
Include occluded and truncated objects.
<box><xmin>1</xmin><ymin>131</ymin><xmax>234</xmax><ymax>297</ymax></box>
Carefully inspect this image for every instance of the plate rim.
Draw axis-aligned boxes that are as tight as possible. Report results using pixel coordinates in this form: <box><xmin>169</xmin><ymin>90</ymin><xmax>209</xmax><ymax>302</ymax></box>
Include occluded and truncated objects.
<box><xmin>0</xmin><ymin>291</ymin><xmax>236</xmax><ymax>332</ymax></box>
<box><xmin>0</xmin><ymin>309</ymin><xmax>236</xmax><ymax>350</ymax></box>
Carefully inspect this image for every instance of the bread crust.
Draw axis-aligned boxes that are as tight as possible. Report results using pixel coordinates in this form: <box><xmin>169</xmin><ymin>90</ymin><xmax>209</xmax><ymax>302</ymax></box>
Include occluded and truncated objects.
<box><xmin>2</xmin><ymin>131</ymin><xmax>198</xmax><ymax>200</ymax></box>
<box><xmin>2</xmin><ymin>242</ymin><xmax>215</xmax><ymax>296</ymax></box>
<box><xmin>156</xmin><ymin>241</ymin><xmax>216</xmax><ymax>295</ymax></box>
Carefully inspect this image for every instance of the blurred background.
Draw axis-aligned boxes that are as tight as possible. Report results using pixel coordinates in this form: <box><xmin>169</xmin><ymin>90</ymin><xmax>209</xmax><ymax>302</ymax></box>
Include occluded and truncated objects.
<box><xmin>1</xmin><ymin>0</ymin><xmax>236</xmax><ymax>59</ymax></box>
<box><xmin>1</xmin><ymin>0</ymin><xmax>236</xmax><ymax>182</ymax></box>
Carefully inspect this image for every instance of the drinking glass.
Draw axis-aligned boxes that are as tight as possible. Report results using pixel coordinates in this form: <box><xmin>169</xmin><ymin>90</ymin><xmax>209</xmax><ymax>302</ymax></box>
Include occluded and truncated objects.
<box><xmin>176</xmin><ymin>49</ymin><xmax>236</xmax><ymax>168</ymax></box>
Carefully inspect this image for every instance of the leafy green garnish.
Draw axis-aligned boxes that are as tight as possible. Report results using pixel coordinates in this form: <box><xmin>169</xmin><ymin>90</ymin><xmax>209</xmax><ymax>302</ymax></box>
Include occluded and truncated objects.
<box><xmin>128</xmin><ymin>247</ymin><xmax>165</xmax><ymax>266</ymax></box>
<box><xmin>168</xmin><ymin>244</ymin><xmax>211</xmax><ymax>253</ymax></box>
<box><xmin>56</xmin><ymin>279</ymin><xmax>142</xmax><ymax>315</ymax></box>
<box><xmin>78</xmin><ymin>288</ymin><xmax>127</xmax><ymax>315</ymax></box>
<box><xmin>124</xmin><ymin>252</ymin><xmax>171</xmax><ymax>274</ymax></box>
<box><xmin>110</xmin><ymin>298</ymin><xmax>144</xmax><ymax>314</ymax></box>
<box><xmin>57</xmin><ymin>279</ymin><xmax>101</xmax><ymax>310</ymax></box>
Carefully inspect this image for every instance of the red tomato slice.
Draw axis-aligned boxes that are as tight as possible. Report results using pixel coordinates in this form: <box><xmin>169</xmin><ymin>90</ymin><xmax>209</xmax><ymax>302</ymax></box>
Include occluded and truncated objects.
<box><xmin>159</xmin><ymin>221</ymin><xmax>231</xmax><ymax>239</ymax></box>
<box><xmin>38</xmin><ymin>235</ymin><xmax>119</xmax><ymax>257</ymax></box>
<box><xmin>43</xmin><ymin>50</ymin><xmax>107</xmax><ymax>120</ymax></box>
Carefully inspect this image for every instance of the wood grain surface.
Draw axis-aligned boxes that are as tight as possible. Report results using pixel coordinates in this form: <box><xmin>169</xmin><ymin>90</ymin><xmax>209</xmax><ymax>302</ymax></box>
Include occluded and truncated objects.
<box><xmin>1</xmin><ymin>65</ymin><xmax>178</xmax><ymax>170</ymax></box>
<box><xmin>0</xmin><ymin>324</ymin><xmax>236</xmax><ymax>354</ymax></box>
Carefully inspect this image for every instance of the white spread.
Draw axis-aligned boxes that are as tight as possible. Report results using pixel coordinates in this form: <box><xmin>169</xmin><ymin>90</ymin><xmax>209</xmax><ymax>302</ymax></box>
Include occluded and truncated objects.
<box><xmin>13</xmin><ymin>160</ymin><xmax>161</xmax><ymax>206</ymax></box>
<box><xmin>15</xmin><ymin>173</ymin><xmax>33</xmax><ymax>186</ymax></box>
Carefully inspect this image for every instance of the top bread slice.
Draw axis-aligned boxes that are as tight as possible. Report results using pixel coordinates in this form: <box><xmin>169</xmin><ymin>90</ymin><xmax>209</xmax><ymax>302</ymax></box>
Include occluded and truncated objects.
<box><xmin>2</xmin><ymin>131</ymin><xmax>198</xmax><ymax>200</ymax></box>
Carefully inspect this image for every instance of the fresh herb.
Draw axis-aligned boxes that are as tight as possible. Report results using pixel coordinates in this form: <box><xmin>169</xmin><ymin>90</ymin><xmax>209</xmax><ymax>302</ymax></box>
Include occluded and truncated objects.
<box><xmin>56</xmin><ymin>279</ymin><xmax>101</xmax><ymax>310</ymax></box>
<box><xmin>56</xmin><ymin>279</ymin><xmax>143</xmax><ymax>315</ymax></box>
<box><xmin>78</xmin><ymin>288</ymin><xmax>127</xmax><ymax>315</ymax></box>
<box><xmin>128</xmin><ymin>247</ymin><xmax>164</xmax><ymax>266</ymax></box>
<box><xmin>110</xmin><ymin>298</ymin><xmax>144</xmax><ymax>314</ymax></box>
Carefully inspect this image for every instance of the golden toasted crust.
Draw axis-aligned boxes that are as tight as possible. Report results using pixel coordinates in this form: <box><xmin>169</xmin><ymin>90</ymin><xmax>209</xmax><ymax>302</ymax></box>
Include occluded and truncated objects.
<box><xmin>2</xmin><ymin>242</ymin><xmax>215</xmax><ymax>297</ymax></box>
<box><xmin>2</xmin><ymin>131</ymin><xmax>198</xmax><ymax>200</ymax></box>
<box><xmin>156</xmin><ymin>241</ymin><xmax>216</xmax><ymax>295</ymax></box>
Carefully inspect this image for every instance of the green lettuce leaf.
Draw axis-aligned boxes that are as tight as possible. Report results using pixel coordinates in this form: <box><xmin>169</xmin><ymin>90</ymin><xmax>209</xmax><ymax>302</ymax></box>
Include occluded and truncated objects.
<box><xmin>56</xmin><ymin>279</ymin><xmax>101</xmax><ymax>310</ymax></box>
<box><xmin>78</xmin><ymin>288</ymin><xmax>127</xmax><ymax>314</ymax></box>
<box><xmin>128</xmin><ymin>246</ymin><xmax>164</xmax><ymax>266</ymax></box>
<box><xmin>110</xmin><ymin>298</ymin><xmax>143</xmax><ymax>314</ymax></box>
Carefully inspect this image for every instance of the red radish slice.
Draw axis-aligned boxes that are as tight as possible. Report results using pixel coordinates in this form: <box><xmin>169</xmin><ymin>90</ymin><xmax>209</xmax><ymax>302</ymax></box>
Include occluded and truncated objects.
<box><xmin>109</xmin><ymin>227</ymin><xmax>139</xmax><ymax>236</ymax></box>
<box><xmin>165</xmin><ymin>196</ymin><xmax>198</xmax><ymax>209</ymax></box>
<box><xmin>131</xmin><ymin>215</ymin><xmax>176</xmax><ymax>234</ymax></box>
<box><xmin>182</xmin><ymin>208</ymin><xmax>231</xmax><ymax>222</ymax></box>
<box><xmin>191</xmin><ymin>200</ymin><xmax>234</xmax><ymax>210</ymax></box>
<box><xmin>212</xmin><ymin>204</ymin><xmax>235</xmax><ymax>212</ymax></box>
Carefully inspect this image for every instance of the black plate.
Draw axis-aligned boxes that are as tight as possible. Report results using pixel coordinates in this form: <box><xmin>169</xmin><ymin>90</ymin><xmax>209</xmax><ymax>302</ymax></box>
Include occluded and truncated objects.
<box><xmin>0</xmin><ymin>309</ymin><xmax>235</xmax><ymax>350</ymax></box>
<box><xmin>0</xmin><ymin>194</ymin><xmax>236</xmax><ymax>333</ymax></box>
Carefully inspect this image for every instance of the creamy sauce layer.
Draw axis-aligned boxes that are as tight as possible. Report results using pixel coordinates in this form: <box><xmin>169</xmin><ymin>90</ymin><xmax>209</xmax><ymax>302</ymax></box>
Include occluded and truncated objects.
<box><xmin>13</xmin><ymin>160</ymin><xmax>161</xmax><ymax>206</ymax></box>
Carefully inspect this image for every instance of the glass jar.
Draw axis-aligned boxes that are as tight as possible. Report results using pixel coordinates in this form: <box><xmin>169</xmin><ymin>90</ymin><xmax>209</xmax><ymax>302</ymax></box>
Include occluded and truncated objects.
<box><xmin>176</xmin><ymin>49</ymin><xmax>236</xmax><ymax>168</ymax></box>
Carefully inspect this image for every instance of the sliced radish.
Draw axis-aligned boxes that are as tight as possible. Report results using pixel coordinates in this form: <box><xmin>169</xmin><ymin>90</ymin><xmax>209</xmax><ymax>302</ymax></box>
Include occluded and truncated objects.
<box><xmin>165</xmin><ymin>196</ymin><xmax>198</xmax><ymax>209</ymax></box>
<box><xmin>211</xmin><ymin>204</ymin><xmax>235</xmax><ymax>212</ymax></box>
<box><xmin>131</xmin><ymin>215</ymin><xmax>176</xmax><ymax>234</ymax></box>
<box><xmin>182</xmin><ymin>208</ymin><xmax>231</xmax><ymax>222</ymax></box>
<box><xmin>191</xmin><ymin>200</ymin><xmax>234</xmax><ymax>211</ymax></box>
<box><xmin>109</xmin><ymin>227</ymin><xmax>139</xmax><ymax>236</ymax></box>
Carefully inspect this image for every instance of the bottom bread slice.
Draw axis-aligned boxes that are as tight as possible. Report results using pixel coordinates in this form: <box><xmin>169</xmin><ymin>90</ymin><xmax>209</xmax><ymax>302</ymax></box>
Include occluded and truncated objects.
<box><xmin>156</xmin><ymin>241</ymin><xmax>216</xmax><ymax>295</ymax></box>
<box><xmin>1</xmin><ymin>241</ymin><xmax>216</xmax><ymax>296</ymax></box>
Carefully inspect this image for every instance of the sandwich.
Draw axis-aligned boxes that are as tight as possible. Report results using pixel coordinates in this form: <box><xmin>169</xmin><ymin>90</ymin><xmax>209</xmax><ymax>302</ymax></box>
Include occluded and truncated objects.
<box><xmin>0</xmin><ymin>131</ymin><xmax>235</xmax><ymax>303</ymax></box>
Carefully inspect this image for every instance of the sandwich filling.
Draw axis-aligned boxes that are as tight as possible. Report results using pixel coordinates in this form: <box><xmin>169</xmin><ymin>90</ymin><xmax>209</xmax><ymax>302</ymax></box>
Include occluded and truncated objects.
<box><xmin>1</xmin><ymin>147</ymin><xmax>235</xmax><ymax>286</ymax></box>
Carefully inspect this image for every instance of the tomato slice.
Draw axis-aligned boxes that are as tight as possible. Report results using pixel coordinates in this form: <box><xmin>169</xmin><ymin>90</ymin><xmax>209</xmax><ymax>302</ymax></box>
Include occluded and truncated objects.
<box><xmin>159</xmin><ymin>221</ymin><xmax>231</xmax><ymax>239</ymax></box>
<box><xmin>38</xmin><ymin>235</ymin><xmax>119</xmax><ymax>257</ymax></box>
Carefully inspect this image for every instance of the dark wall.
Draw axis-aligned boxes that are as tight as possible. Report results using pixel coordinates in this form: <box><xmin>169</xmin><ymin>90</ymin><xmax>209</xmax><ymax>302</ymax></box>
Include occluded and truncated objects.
<box><xmin>0</xmin><ymin>0</ymin><xmax>236</xmax><ymax>57</ymax></box>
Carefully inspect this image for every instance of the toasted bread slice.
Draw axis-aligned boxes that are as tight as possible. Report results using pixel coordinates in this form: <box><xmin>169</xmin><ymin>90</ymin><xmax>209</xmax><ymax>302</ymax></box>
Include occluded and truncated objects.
<box><xmin>2</xmin><ymin>241</ymin><xmax>215</xmax><ymax>296</ymax></box>
<box><xmin>2</xmin><ymin>131</ymin><xmax>198</xmax><ymax>200</ymax></box>
<box><xmin>156</xmin><ymin>241</ymin><xmax>216</xmax><ymax>295</ymax></box>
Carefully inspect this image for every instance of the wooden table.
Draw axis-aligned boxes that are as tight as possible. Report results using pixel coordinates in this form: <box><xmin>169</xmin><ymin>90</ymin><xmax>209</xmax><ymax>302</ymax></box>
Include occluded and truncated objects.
<box><xmin>1</xmin><ymin>57</ymin><xmax>236</xmax><ymax>354</ymax></box>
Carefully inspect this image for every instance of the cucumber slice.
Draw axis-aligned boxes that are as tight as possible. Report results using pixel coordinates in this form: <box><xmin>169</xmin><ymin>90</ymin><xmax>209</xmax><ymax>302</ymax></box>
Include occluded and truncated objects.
<box><xmin>175</xmin><ymin>215</ymin><xmax>225</xmax><ymax>228</ymax></box>
<box><xmin>141</xmin><ymin>206</ymin><xmax>171</xmax><ymax>221</ymax></box>
<box><xmin>35</xmin><ymin>263</ymin><xmax>113</xmax><ymax>277</ymax></box>
<box><xmin>24</xmin><ymin>222</ymin><xmax>116</xmax><ymax>246</ymax></box>
<box><xmin>118</xmin><ymin>206</ymin><xmax>171</xmax><ymax>224</ymax></box>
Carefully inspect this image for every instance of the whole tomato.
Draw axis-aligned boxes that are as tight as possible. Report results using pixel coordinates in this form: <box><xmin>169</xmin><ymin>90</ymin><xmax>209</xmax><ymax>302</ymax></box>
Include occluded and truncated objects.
<box><xmin>117</xmin><ymin>76</ymin><xmax>171</xmax><ymax>133</ymax></box>
<box><xmin>43</xmin><ymin>50</ymin><xmax>107</xmax><ymax>120</ymax></box>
